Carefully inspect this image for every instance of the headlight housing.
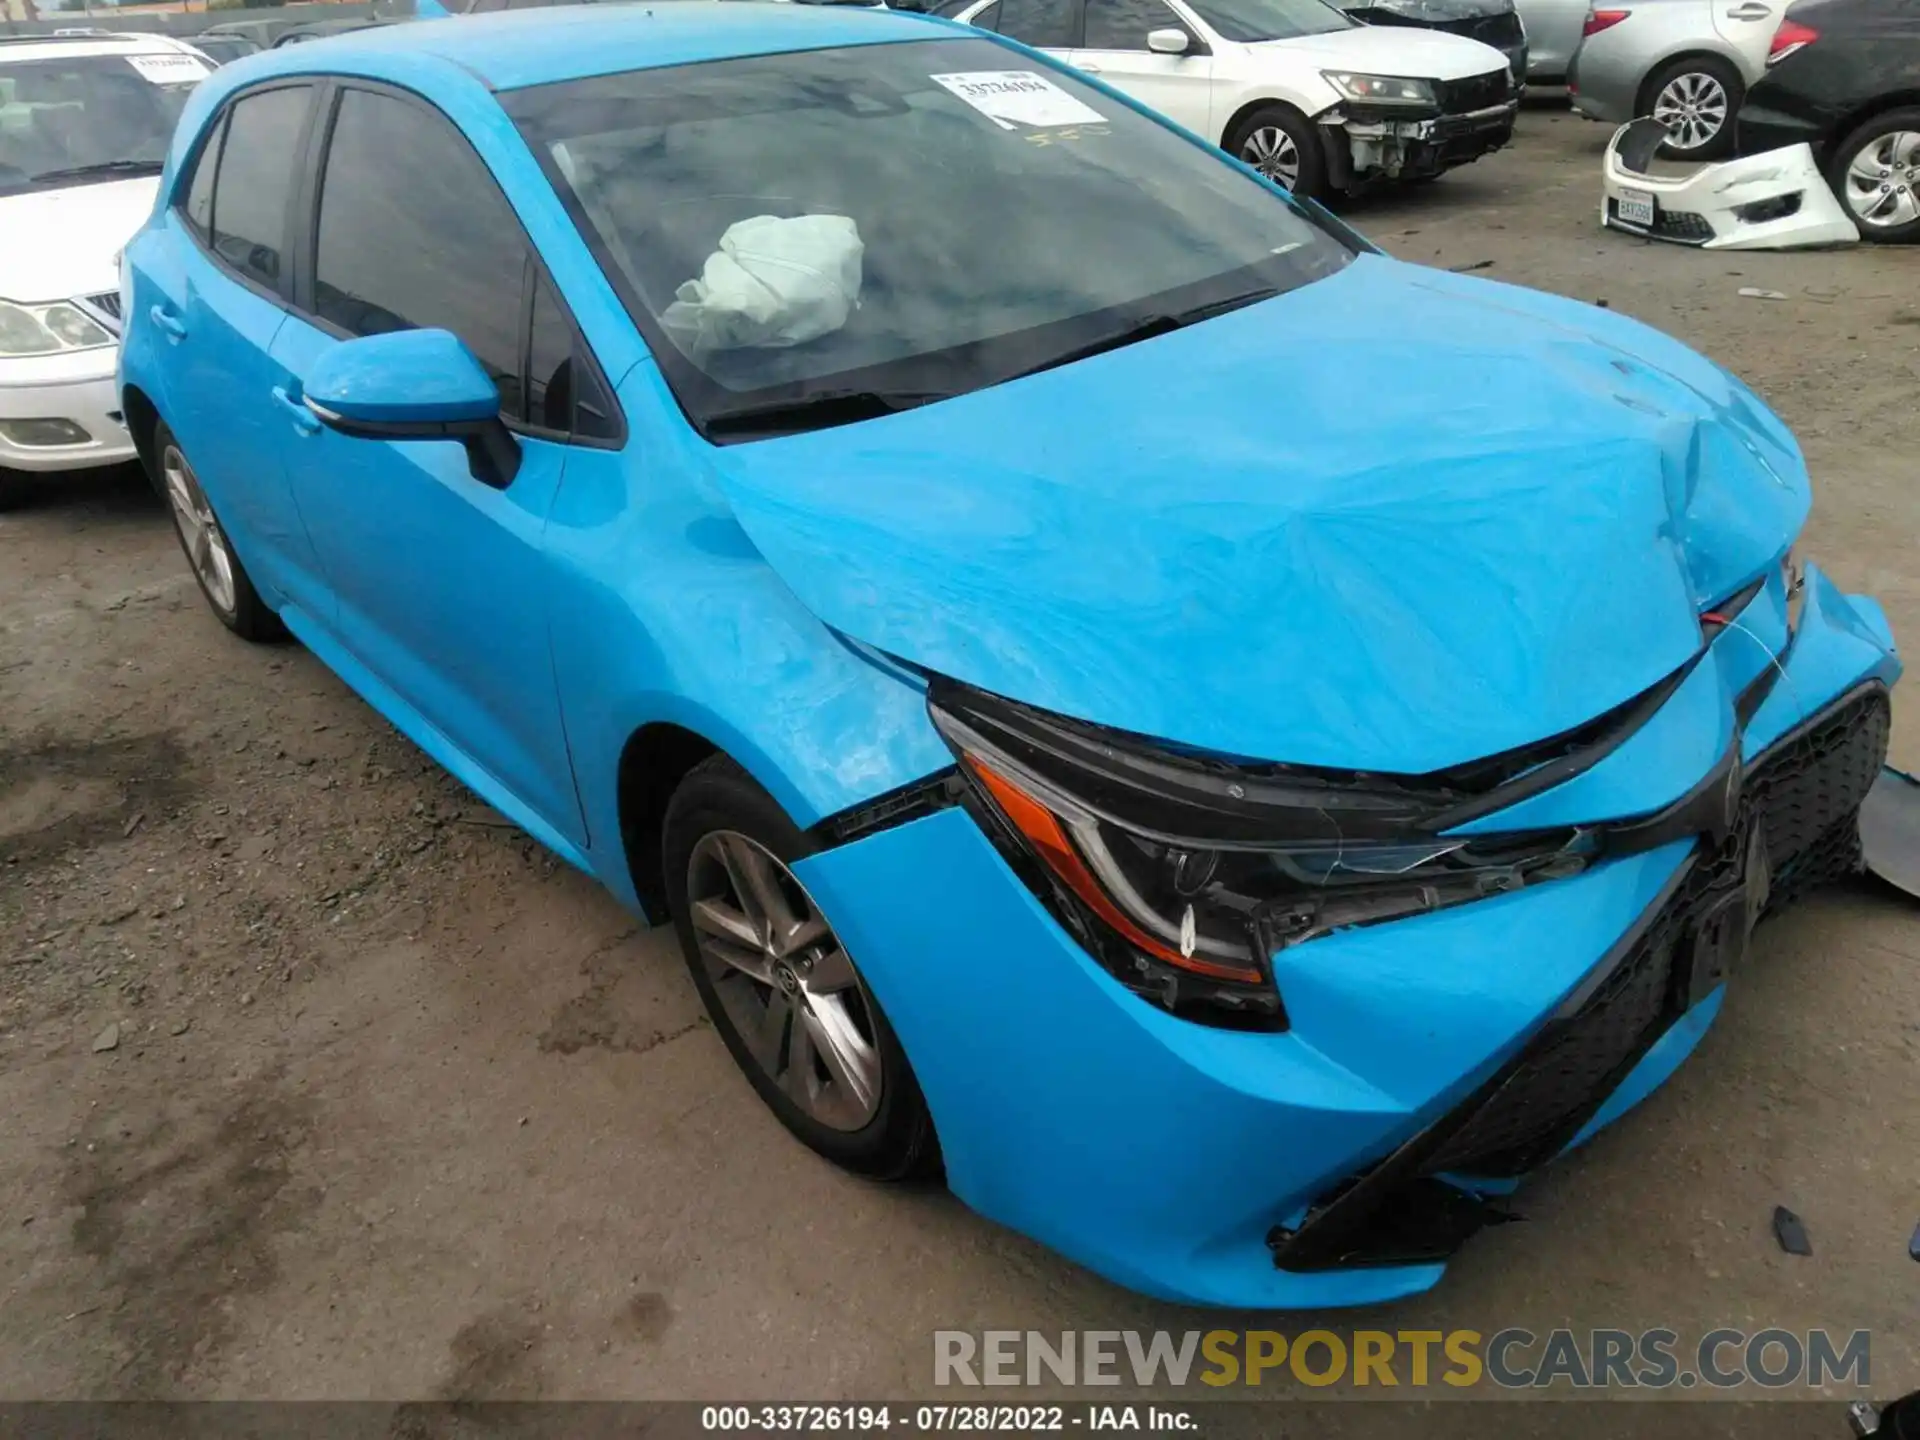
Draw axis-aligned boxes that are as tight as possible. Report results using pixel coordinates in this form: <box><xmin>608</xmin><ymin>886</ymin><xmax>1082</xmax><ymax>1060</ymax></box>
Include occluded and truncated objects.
<box><xmin>0</xmin><ymin>300</ymin><xmax>114</xmax><ymax>358</ymax></box>
<box><xmin>1322</xmin><ymin>71</ymin><xmax>1438</xmax><ymax>106</ymax></box>
<box><xmin>929</xmin><ymin>680</ymin><xmax>1599</xmax><ymax>1028</ymax></box>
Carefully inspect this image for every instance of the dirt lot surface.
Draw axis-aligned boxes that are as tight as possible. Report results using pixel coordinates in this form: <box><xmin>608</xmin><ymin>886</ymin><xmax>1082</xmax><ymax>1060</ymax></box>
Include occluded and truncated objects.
<box><xmin>2</xmin><ymin>106</ymin><xmax>1918</xmax><ymax>1426</ymax></box>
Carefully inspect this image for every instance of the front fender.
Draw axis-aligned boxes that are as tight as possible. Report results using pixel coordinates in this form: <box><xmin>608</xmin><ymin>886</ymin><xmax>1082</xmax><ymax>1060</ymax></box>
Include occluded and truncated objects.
<box><xmin>544</xmin><ymin>365</ymin><xmax>953</xmax><ymax>909</ymax></box>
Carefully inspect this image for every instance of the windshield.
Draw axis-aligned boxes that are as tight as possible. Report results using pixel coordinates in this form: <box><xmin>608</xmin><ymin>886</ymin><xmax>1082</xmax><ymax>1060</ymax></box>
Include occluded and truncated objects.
<box><xmin>0</xmin><ymin>52</ymin><xmax>204</xmax><ymax>198</ymax></box>
<box><xmin>506</xmin><ymin>37</ymin><xmax>1353</xmax><ymax>439</ymax></box>
<box><xmin>1185</xmin><ymin>0</ymin><xmax>1353</xmax><ymax>41</ymax></box>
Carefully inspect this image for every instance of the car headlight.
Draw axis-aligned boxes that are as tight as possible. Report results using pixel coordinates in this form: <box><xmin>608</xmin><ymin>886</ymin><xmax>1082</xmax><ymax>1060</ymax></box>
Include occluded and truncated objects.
<box><xmin>0</xmin><ymin>300</ymin><xmax>114</xmax><ymax>358</ymax></box>
<box><xmin>1322</xmin><ymin>71</ymin><xmax>1438</xmax><ymax>105</ymax></box>
<box><xmin>929</xmin><ymin>680</ymin><xmax>1596</xmax><ymax>1027</ymax></box>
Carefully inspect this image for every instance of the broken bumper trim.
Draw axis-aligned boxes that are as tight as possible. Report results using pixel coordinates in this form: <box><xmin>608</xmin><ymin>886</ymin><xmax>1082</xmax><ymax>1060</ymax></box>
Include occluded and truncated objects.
<box><xmin>1329</xmin><ymin>101</ymin><xmax>1518</xmax><ymax>186</ymax></box>
<box><xmin>1600</xmin><ymin>117</ymin><xmax>1859</xmax><ymax>250</ymax></box>
<box><xmin>1269</xmin><ymin>683</ymin><xmax>1891</xmax><ymax>1273</ymax></box>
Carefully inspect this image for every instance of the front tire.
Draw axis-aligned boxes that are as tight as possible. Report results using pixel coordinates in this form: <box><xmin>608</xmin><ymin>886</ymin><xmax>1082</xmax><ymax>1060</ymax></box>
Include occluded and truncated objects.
<box><xmin>154</xmin><ymin>421</ymin><xmax>284</xmax><ymax>642</ymax></box>
<box><xmin>1226</xmin><ymin>104</ymin><xmax>1327</xmax><ymax>201</ymax></box>
<box><xmin>1642</xmin><ymin>55</ymin><xmax>1742</xmax><ymax>160</ymax></box>
<box><xmin>662</xmin><ymin>755</ymin><xmax>939</xmax><ymax>1181</ymax></box>
<box><xmin>1826</xmin><ymin>109</ymin><xmax>1920</xmax><ymax>244</ymax></box>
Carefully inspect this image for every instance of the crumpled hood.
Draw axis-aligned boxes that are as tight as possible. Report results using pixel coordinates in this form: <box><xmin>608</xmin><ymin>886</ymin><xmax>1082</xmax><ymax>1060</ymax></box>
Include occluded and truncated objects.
<box><xmin>708</xmin><ymin>253</ymin><xmax>1809</xmax><ymax>774</ymax></box>
<box><xmin>0</xmin><ymin>178</ymin><xmax>156</xmax><ymax>303</ymax></box>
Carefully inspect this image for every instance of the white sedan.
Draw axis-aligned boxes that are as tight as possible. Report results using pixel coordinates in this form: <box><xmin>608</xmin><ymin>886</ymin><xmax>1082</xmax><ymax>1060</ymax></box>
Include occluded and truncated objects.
<box><xmin>0</xmin><ymin>33</ymin><xmax>210</xmax><ymax>500</ymax></box>
<box><xmin>937</xmin><ymin>0</ymin><xmax>1519</xmax><ymax>196</ymax></box>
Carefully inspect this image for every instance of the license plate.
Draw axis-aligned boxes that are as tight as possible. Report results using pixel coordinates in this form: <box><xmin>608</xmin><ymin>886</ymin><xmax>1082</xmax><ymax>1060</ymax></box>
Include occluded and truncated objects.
<box><xmin>1616</xmin><ymin>188</ymin><xmax>1655</xmax><ymax>228</ymax></box>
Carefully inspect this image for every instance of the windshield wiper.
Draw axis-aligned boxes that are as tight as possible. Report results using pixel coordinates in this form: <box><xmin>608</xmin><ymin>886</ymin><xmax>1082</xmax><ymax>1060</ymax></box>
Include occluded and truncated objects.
<box><xmin>29</xmin><ymin>159</ymin><xmax>164</xmax><ymax>185</ymax></box>
<box><xmin>1006</xmin><ymin>288</ymin><xmax>1283</xmax><ymax>385</ymax></box>
<box><xmin>703</xmin><ymin>387</ymin><xmax>950</xmax><ymax>439</ymax></box>
<box><xmin>1172</xmin><ymin>286</ymin><xmax>1284</xmax><ymax>324</ymax></box>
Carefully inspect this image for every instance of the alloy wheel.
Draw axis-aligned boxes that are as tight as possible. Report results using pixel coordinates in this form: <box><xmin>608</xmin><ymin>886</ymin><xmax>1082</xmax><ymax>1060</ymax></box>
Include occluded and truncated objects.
<box><xmin>1241</xmin><ymin>126</ymin><xmax>1300</xmax><ymax>190</ymax></box>
<box><xmin>1651</xmin><ymin>71</ymin><xmax>1729</xmax><ymax>153</ymax></box>
<box><xmin>1841</xmin><ymin>130</ymin><xmax>1920</xmax><ymax>230</ymax></box>
<box><xmin>686</xmin><ymin>830</ymin><xmax>882</xmax><ymax>1133</ymax></box>
<box><xmin>162</xmin><ymin>443</ymin><xmax>237</xmax><ymax>616</ymax></box>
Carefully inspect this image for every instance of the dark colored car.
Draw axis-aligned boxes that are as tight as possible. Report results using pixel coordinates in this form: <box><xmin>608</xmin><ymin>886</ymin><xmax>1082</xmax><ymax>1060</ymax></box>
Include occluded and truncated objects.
<box><xmin>1735</xmin><ymin>0</ymin><xmax>1920</xmax><ymax>242</ymax></box>
<box><xmin>186</xmin><ymin>34</ymin><xmax>263</xmax><ymax>65</ymax></box>
<box><xmin>272</xmin><ymin>18</ymin><xmax>396</xmax><ymax>46</ymax></box>
<box><xmin>1340</xmin><ymin>0</ymin><xmax>1528</xmax><ymax>89</ymax></box>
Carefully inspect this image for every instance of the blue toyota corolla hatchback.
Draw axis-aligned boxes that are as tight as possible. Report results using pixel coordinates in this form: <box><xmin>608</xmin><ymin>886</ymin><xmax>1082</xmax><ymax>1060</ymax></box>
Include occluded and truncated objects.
<box><xmin>119</xmin><ymin>2</ymin><xmax>1899</xmax><ymax>1307</ymax></box>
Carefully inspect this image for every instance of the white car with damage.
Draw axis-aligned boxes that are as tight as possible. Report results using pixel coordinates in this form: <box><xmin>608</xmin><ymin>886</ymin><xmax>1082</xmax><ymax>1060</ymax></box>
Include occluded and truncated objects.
<box><xmin>940</xmin><ymin>0</ymin><xmax>1519</xmax><ymax>196</ymax></box>
<box><xmin>0</xmin><ymin>33</ymin><xmax>210</xmax><ymax>500</ymax></box>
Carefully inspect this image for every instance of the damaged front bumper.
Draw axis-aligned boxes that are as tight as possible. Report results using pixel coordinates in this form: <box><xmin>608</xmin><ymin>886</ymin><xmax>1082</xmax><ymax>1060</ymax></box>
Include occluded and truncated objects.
<box><xmin>1323</xmin><ymin>99</ymin><xmax>1518</xmax><ymax>189</ymax></box>
<box><xmin>793</xmin><ymin>563</ymin><xmax>1897</xmax><ymax>1308</ymax></box>
<box><xmin>1601</xmin><ymin>116</ymin><xmax>1859</xmax><ymax>250</ymax></box>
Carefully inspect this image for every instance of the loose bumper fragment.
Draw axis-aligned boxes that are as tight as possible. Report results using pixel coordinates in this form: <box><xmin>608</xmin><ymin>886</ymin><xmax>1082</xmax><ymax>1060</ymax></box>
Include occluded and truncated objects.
<box><xmin>1601</xmin><ymin>117</ymin><xmax>1859</xmax><ymax>250</ymax></box>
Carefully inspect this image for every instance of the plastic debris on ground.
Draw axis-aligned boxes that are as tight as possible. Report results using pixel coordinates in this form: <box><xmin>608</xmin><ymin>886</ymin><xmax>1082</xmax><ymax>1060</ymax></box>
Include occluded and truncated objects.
<box><xmin>1773</xmin><ymin>1204</ymin><xmax>1812</xmax><ymax>1256</ymax></box>
<box><xmin>1860</xmin><ymin>767</ymin><xmax>1920</xmax><ymax>900</ymax></box>
<box><xmin>1601</xmin><ymin>117</ymin><xmax>1859</xmax><ymax>251</ymax></box>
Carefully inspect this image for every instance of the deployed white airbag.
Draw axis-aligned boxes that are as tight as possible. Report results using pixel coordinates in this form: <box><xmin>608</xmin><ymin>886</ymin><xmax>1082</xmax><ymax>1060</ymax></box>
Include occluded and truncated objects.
<box><xmin>661</xmin><ymin>214</ymin><xmax>864</xmax><ymax>354</ymax></box>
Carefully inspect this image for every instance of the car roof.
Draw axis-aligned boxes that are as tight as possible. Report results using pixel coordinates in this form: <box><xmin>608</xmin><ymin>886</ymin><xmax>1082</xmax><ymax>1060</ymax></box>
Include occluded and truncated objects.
<box><xmin>226</xmin><ymin>2</ymin><xmax>958</xmax><ymax>92</ymax></box>
<box><xmin>0</xmin><ymin>32</ymin><xmax>202</xmax><ymax>64</ymax></box>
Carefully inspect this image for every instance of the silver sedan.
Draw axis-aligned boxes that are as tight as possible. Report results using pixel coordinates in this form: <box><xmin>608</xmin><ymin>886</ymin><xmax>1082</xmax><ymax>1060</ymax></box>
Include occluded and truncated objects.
<box><xmin>1567</xmin><ymin>0</ymin><xmax>1787</xmax><ymax>158</ymax></box>
<box><xmin>1513</xmin><ymin>0</ymin><xmax>1589</xmax><ymax>80</ymax></box>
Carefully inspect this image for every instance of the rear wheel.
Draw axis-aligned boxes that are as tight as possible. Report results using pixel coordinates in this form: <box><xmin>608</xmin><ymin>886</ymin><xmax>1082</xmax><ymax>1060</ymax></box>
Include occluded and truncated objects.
<box><xmin>1826</xmin><ymin>109</ymin><xmax>1920</xmax><ymax>243</ymax></box>
<box><xmin>0</xmin><ymin>469</ymin><xmax>24</xmax><ymax>512</ymax></box>
<box><xmin>1643</xmin><ymin>55</ymin><xmax>1742</xmax><ymax>160</ymax></box>
<box><xmin>662</xmin><ymin>755</ymin><xmax>939</xmax><ymax>1180</ymax></box>
<box><xmin>1226</xmin><ymin>104</ymin><xmax>1327</xmax><ymax>201</ymax></box>
<box><xmin>155</xmin><ymin>421</ymin><xmax>285</xmax><ymax>642</ymax></box>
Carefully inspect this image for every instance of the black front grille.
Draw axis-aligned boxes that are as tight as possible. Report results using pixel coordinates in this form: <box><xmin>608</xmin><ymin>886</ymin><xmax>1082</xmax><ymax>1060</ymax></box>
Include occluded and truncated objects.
<box><xmin>1654</xmin><ymin>209</ymin><xmax>1715</xmax><ymax>242</ymax></box>
<box><xmin>1272</xmin><ymin>685</ymin><xmax>1891</xmax><ymax>1269</ymax></box>
<box><xmin>1425</xmin><ymin>902</ymin><xmax>1680</xmax><ymax>1176</ymax></box>
<box><xmin>1434</xmin><ymin>69</ymin><xmax>1512</xmax><ymax>115</ymax></box>
<box><xmin>1607</xmin><ymin>200</ymin><xmax>1716</xmax><ymax>244</ymax></box>
<box><xmin>1427</xmin><ymin>689</ymin><xmax>1887</xmax><ymax>1180</ymax></box>
<box><xmin>1755</xmin><ymin>688</ymin><xmax>1889</xmax><ymax>903</ymax></box>
<box><xmin>76</xmin><ymin>290</ymin><xmax>124</xmax><ymax>336</ymax></box>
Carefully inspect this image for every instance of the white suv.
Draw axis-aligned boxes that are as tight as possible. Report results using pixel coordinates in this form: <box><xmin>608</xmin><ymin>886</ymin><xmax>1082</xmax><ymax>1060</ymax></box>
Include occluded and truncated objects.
<box><xmin>941</xmin><ymin>0</ymin><xmax>1518</xmax><ymax>197</ymax></box>
<box><xmin>0</xmin><ymin>33</ymin><xmax>210</xmax><ymax>497</ymax></box>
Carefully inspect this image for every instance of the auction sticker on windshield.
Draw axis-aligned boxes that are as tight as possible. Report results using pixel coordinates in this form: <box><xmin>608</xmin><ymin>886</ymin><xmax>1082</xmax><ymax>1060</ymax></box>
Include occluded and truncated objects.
<box><xmin>126</xmin><ymin>53</ymin><xmax>210</xmax><ymax>85</ymax></box>
<box><xmin>930</xmin><ymin>71</ymin><xmax>1105</xmax><ymax>131</ymax></box>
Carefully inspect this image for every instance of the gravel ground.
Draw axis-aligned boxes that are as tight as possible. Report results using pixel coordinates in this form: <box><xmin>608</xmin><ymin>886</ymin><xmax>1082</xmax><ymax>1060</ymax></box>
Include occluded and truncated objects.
<box><xmin>2</xmin><ymin>105</ymin><xmax>1918</xmax><ymax>1423</ymax></box>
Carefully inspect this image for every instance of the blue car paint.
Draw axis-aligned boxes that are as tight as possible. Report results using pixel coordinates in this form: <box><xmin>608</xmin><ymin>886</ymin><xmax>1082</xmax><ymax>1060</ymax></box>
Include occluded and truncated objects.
<box><xmin>304</xmin><ymin>329</ymin><xmax>502</xmax><ymax>425</ymax></box>
<box><xmin>707</xmin><ymin>252</ymin><xmax>1812</xmax><ymax>776</ymax></box>
<box><xmin>115</xmin><ymin>7</ymin><xmax>1900</xmax><ymax>1309</ymax></box>
<box><xmin>795</xmin><ymin>582</ymin><xmax>1893</xmax><ymax>1307</ymax></box>
<box><xmin>268</xmin><ymin>313</ymin><xmax>594</xmax><ymax>849</ymax></box>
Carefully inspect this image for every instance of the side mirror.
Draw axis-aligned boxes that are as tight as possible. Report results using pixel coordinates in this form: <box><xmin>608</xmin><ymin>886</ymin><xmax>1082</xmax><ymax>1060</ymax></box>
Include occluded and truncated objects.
<box><xmin>1147</xmin><ymin>26</ymin><xmax>1190</xmax><ymax>52</ymax></box>
<box><xmin>303</xmin><ymin>328</ymin><xmax>520</xmax><ymax>488</ymax></box>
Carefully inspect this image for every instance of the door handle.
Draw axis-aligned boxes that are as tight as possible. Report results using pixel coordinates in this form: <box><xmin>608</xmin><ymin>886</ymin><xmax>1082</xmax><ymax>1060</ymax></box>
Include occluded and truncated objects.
<box><xmin>270</xmin><ymin>385</ymin><xmax>321</xmax><ymax>437</ymax></box>
<box><xmin>1725</xmin><ymin>5</ymin><xmax>1770</xmax><ymax>17</ymax></box>
<box><xmin>1078</xmin><ymin>59</ymin><xmax>1103</xmax><ymax>72</ymax></box>
<box><xmin>149</xmin><ymin>304</ymin><xmax>186</xmax><ymax>341</ymax></box>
